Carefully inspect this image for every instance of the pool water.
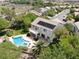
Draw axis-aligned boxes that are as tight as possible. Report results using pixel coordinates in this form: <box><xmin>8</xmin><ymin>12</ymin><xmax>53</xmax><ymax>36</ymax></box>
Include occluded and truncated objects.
<box><xmin>13</xmin><ymin>36</ymin><xmax>30</xmax><ymax>46</ymax></box>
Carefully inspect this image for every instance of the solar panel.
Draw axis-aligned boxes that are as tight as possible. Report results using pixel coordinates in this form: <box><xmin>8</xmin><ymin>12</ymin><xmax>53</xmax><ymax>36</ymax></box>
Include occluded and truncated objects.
<box><xmin>37</xmin><ymin>21</ymin><xmax>55</xmax><ymax>29</ymax></box>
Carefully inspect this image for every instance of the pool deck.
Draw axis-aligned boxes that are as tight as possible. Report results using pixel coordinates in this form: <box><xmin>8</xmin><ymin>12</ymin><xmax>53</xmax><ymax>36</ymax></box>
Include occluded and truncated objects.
<box><xmin>8</xmin><ymin>34</ymin><xmax>36</xmax><ymax>48</ymax></box>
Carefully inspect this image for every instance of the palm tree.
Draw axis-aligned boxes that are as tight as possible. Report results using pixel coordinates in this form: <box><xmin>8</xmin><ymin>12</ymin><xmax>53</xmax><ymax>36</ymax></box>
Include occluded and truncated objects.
<box><xmin>54</xmin><ymin>26</ymin><xmax>69</xmax><ymax>39</ymax></box>
<box><xmin>32</xmin><ymin>41</ymin><xmax>44</xmax><ymax>58</ymax></box>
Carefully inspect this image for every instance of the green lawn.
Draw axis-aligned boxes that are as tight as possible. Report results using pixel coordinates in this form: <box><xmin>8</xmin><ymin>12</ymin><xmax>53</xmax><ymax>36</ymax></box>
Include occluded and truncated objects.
<box><xmin>0</xmin><ymin>41</ymin><xmax>22</xmax><ymax>59</ymax></box>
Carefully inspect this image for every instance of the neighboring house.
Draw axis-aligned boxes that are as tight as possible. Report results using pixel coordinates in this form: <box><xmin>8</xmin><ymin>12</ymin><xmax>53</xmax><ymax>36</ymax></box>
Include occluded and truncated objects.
<box><xmin>74</xmin><ymin>8</ymin><xmax>79</xmax><ymax>12</ymax></box>
<box><xmin>74</xmin><ymin>22</ymin><xmax>79</xmax><ymax>32</ymax></box>
<box><xmin>67</xmin><ymin>22</ymin><xmax>79</xmax><ymax>33</ymax></box>
<box><xmin>0</xmin><ymin>0</ymin><xmax>9</xmax><ymax>5</ymax></box>
<box><xmin>0</xmin><ymin>0</ymin><xmax>6</xmax><ymax>2</ymax></box>
<box><xmin>29</xmin><ymin>17</ymin><xmax>62</xmax><ymax>43</ymax></box>
<box><xmin>43</xmin><ymin>0</ymin><xmax>50</xmax><ymax>3</ymax></box>
<box><xmin>48</xmin><ymin>9</ymin><xmax>70</xmax><ymax>24</ymax></box>
<box><xmin>74</xmin><ymin>8</ymin><xmax>79</xmax><ymax>16</ymax></box>
<box><xmin>74</xmin><ymin>12</ymin><xmax>79</xmax><ymax>16</ymax></box>
<box><xmin>50</xmin><ymin>9</ymin><xmax>70</xmax><ymax>20</ymax></box>
<box><xmin>30</xmin><ymin>10</ymin><xmax>42</xmax><ymax>16</ymax></box>
<box><xmin>37</xmin><ymin>7</ymin><xmax>51</xmax><ymax>13</ymax></box>
<box><xmin>51</xmin><ymin>5</ymin><xmax>71</xmax><ymax>9</ymax></box>
<box><xmin>50</xmin><ymin>18</ymin><xmax>66</xmax><ymax>24</ymax></box>
<box><xmin>31</xmin><ymin>7</ymin><xmax>51</xmax><ymax>16</ymax></box>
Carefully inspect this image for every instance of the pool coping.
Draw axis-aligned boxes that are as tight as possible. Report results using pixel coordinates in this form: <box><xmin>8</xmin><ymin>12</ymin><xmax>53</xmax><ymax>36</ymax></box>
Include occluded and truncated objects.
<box><xmin>8</xmin><ymin>34</ymin><xmax>36</xmax><ymax>48</ymax></box>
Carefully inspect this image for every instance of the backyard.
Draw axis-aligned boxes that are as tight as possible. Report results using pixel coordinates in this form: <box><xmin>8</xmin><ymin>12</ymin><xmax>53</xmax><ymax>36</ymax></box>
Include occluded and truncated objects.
<box><xmin>0</xmin><ymin>7</ymin><xmax>37</xmax><ymax>59</ymax></box>
<box><xmin>0</xmin><ymin>41</ymin><xmax>23</xmax><ymax>59</ymax></box>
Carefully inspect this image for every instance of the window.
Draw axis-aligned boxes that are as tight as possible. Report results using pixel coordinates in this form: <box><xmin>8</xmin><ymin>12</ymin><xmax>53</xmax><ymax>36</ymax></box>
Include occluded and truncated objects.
<box><xmin>37</xmin><ymin>33</ymin><xmax>40</xmax><ymax>38</ymax></box>
<box><xmin>32</xmin><ymin>25</ymin><xmax>35</xmax><ymax>28</ymax></box>
<box><xmin>47</xmin><ymin>36</ymin><xmax>49</xmax><ymax>39</ymax></box>
<box><xmin>37</xmin><ymin>33</ymin><xmax>40</xmax><ymax>36</ymax></box>
<box><xmin>41</xmin><ymin>34</ymin><xmax>45</xmax><ymax>38</ymax></box>
<box><xmin>35</xmin><ymin>26</ymin><xmax>38</xmax><ymax>30</ymax></box>
<box><xmin>43</xmin><ymin>29</ymin><xmax>47</xmax><ymax>32</ymax></box>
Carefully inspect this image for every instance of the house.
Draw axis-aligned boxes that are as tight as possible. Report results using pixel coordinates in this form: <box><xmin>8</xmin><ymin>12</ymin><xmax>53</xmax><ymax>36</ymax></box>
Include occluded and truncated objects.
<box><xmin>67</xmin><ymin>22</ymin><xmax>79</xmax><ymax>33</ymax></box>
<box><xmin>0</xmin><ymin>0</ymin><xmax>9</xmax><ymax>5</ymax></box>
<box><xmin>52</xmin><ymin>9</ymin><xmax>70</xmax><ymax>20</ymax></box>
<box><xmin>37</xmin><ymin>7</ymin><xmax>51</xmax><ymax>14</ymax></box>
<box><xmin>30</xmin><ymin>10</ymin><xmax>42</xmax><ymax>16</ymax></box>
<box><xmin>74</xmin><ymin>12</ymin><xmax>79</xmax><ymax>16</ymax></box>
<box><xmin>74</xmin><ymin>8</ymin><xmax>79</xmax><ymax>12</ymax></box>
<box><xmin>50</xmin><ymin>18</ymin><xmax>66</xmax><ymax>24</ymax></box>
<box><xmin>43</xmin><ymin>0</ymin><xmax>50</xmax><ymax>3</ymax></box>
<box><xmin>74</xmin><ymin>22</ymin><xmax>79</xmax><ymax>32</ymax></box>
<box><xmin>74</xmin><ymin>8</ymin><xmax>79</xmax><ymax>16</ymax></box>
<box><xmin>29</xmin><ymin>17</ymin><xmax>62</xmax><ymax>43</ymax></box>
<box><xmin>31</xmin><ymin>7</ymin><xmax>51</xmax><ymax>16</ymax></box>
<box><xmin>48</xmin><ymin>9</ymin><xmax>70</xmax><ymax>23</ymax></box>
<box><xmin>0</xmin><ymin>0</ymin><xmax>6</xmax><ymax>2</ymax></box>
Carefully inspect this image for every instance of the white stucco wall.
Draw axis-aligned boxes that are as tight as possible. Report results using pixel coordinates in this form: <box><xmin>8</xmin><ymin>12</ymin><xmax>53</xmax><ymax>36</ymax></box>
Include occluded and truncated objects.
<box><xmin>31</xmin><ymin>25</ymin><xmax>53</xmax><ymax>38</ymax></box>
<box><xmin>30</xmin><ymin>24</ymin><xmax>58</xmax><ymax>43</ymax></box>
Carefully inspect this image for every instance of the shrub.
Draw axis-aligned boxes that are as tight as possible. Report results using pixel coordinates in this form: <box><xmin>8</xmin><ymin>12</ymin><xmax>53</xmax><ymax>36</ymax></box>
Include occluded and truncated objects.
<box><xmin>6</xmin><ymin>30</ymin><xmax>14</xmax><ymax>37</ymax></box>
<box><xmin>45</xmin><ymin>10</ymin><xmax>56</xmax><ymax>17</ymax></box>
<box><xmin>75</xmin><ymin>15</ymin><xmax>79</xmax><ymax>22</ymax></box>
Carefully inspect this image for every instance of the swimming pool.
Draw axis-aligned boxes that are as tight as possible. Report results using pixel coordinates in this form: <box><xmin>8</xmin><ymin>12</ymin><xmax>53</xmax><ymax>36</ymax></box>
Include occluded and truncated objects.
<box><xmin>12</xmin><ymin>36</ymin><xmax>30</xmax><ymax>46</ymax></box>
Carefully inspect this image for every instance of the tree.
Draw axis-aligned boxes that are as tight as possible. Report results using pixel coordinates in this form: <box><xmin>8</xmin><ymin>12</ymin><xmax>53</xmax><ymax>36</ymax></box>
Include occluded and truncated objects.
<box><xmin>38</xmin><ymin>43</ymin><xmax>67</xmax><ymax>59</ymax></box>
<box><xmin>6</xmin><ymin>30</ymin><xmax>14</xmax><ymax>37</ymax></box>
<box><xmin>75</xmin><ymin>15</ymin><xmax>79</xmax><ymax>22</ymax></box>
<box><xmin>32</xmin><ymin>41</ymin><xmax>44</xmax><ymax>58</ymax></box>
<box><xmin>1</xmin><ymin>7</ymin><xmax>15</xmax><ymax>21</ymax></box>
<box><xmin>45</xmin><ymin>10</ymin><xmax>56</xmax><ymax>17</ymax></box>
<box><xmin>0</xmin><ymin>18</ymin><xmax>9</xmax><ymax>30</ymax></box>
<box><xmin>33</xmin><ymin>0</ymin><xmax>44</xmax><ymax>7</ymax></box>
<box><xmin>66</xmin><ymin>13</ymin><xmax>75</xmax><ymax>21</ymax></box>
<box><xmin>38</xmin><ymin>34</ymin><xmax>79</xmax><ymax>59</ymax></box>
<box><xmin>59</xmin><ymin>34</ymin><xmax>79</xmax><ymax>59</ymax></box>
<box><xmin>56</xmin><ymin>8</ymin><xmax>62</xmax><ymax>13</ymax></box>
<box><xmin>11</xmin><ymin>14</ymin><xmax>24</xmax><ymax>29</ymax></box>
<box><xmin>22</xmin><ymin>13</ymin><xmax>37</xmax><ymax>32</ymax></box>
<box><xmin>54</xmin><ymin>26</ymin><xmax>69</xmax><ymax>39</ymax></box>
<box><xmin>70</xmin><ymin>8</ymin><xmax>75</xmax><ymax>13</ymax></box>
